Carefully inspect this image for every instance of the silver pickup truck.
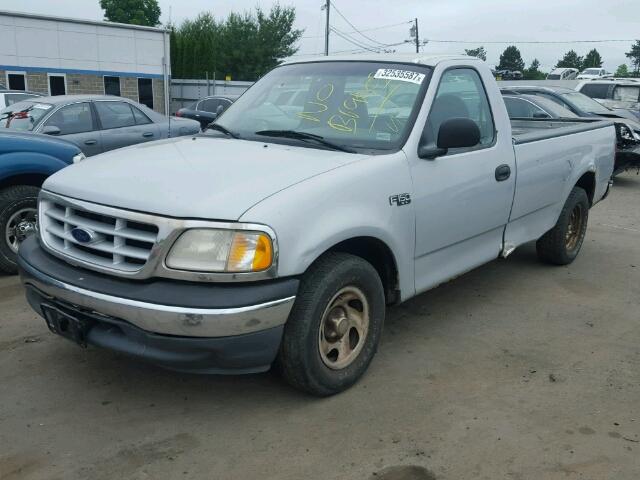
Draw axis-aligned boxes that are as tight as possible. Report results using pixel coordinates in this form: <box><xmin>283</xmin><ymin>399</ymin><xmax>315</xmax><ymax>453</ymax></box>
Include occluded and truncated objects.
<box><xmin>18</xmin><ymin>54</ymin><xmax>615</xmax><ymax>396</ymax></box>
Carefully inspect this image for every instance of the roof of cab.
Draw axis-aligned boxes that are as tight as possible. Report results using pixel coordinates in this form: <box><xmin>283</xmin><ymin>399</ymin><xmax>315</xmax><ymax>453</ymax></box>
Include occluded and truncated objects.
<box><xmin>281</xmin><ymin>53</ymin><xmax>475</xmax><ymax>67</ymax></box>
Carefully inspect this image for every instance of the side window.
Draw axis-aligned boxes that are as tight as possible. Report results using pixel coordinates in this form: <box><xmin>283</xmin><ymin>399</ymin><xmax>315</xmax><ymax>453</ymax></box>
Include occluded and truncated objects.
<box><xmin>503</xmin><ymin>97</ymin><xmax>539</xmax><ymax>118</ymax></box>
<box><xmin>43</xmin><ymin>102</ymin><xmax>95</xmax><ymax>135</ymax></box>
<box><xmin>95</xmin><ymin>101</ymin><xmax>136</xmax><ymax>129</ymax></box>
<box><xmin>131</xmin><ymin>105</ymin><xmax>152</xmax><ymax>125</ymax></box>
<box><xmin>613</xmin><ymin>86</ymin><xmax>640</xmax><ymax>103</ymax></box>
<box><xmin>427</xmin><ymin>68</ymin><xmax>495</xmax><ymax>151</ymax></box>
<box><xmin>580</xmin><ymin>83</ymin><xmax>610</xmax><ymax>99</ymax></box>
<box><xmin>200</xmin><ymin>98</ymin><xmax>222</xmax><ymax>113</ymax></box>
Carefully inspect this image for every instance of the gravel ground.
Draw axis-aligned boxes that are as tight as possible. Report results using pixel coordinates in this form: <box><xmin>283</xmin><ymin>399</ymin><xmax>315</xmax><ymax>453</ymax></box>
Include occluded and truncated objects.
<box><xmin>1</xmin><ymin>172</ymin><xmax>639</xmax><ymax>480</ymax></box>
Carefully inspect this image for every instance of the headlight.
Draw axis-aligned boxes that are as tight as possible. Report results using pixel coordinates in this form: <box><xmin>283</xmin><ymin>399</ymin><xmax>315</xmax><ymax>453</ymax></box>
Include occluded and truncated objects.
<box><xmin>72</xmin><ymin>152</ymin><xmax>86</xmax><ymax>163</ymax></box>
<box><xmin>166</xmin><ymin>228</ymin><xmax>274</xmax><ymax>273</ymax></box>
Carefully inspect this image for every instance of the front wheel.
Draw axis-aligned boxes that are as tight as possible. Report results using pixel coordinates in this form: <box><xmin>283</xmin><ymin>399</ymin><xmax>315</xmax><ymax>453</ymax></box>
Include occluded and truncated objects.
<box><xmin>278</xmin><ymin>252</ymin><xmax>385</xmax><ymax>396</ymax></box>
<box><xmin>0</xmin><ymin>186</ymin><xmax>40</xmax><ymax>274</ymax></box>
<box><xmin>536</xmin><ymin>186</ymin><xmax>589</xmax><ymax>265</ymax></box>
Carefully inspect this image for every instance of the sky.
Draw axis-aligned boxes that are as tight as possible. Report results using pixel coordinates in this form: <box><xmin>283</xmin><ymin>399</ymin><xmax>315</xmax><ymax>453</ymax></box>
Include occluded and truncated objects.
<box><xmin>9</xmin><ymin>0</ymin><xmax>639</xmax><ymax>72</ymax></box>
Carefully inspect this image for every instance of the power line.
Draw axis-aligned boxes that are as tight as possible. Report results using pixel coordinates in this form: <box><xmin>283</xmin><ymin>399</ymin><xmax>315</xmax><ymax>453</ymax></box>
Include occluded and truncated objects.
<box><xmin>330</xmin><ymin>26</ymin><xmax>381</xmax><ymax>52</ymax></box>
<box><xmin>301</xmin><ymin>20</ymin><xmax>411</xmax><ymax>39</ymax></box>
<box><xmin>330</xmin><ymin>1</ymin><xmax>390</xmax><ymax>47</ymax></box>
<box><xmin>425</xmin><ymin>38</ymin><xmax>636</xmax><ymax>44</ymax></box>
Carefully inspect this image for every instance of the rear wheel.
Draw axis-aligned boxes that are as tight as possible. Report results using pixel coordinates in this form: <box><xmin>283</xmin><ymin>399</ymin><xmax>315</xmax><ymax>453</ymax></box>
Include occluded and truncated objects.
<box><xmin>536</xmin><ymin>186</ymin><xmax>589</xmax><ymax>265</ymax></box>
<box><xmin>0</xmin><ymin>186</ymin><xmax>40</xmax><ymax>274</ymax></box>
<box><xmin>278</xmin><ymin>252</ymin><xmax>385</xmax><ymax>396</ymax></box>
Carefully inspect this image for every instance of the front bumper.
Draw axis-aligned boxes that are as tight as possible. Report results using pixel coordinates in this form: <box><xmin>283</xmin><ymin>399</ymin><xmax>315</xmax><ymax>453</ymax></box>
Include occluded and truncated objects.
<box><xmin>18</xmin><ymin>236</ymin><xmax>298</xmax><ymax>373</ymax></box>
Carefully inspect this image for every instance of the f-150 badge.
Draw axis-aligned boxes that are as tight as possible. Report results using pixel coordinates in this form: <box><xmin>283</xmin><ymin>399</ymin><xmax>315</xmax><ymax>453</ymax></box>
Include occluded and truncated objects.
<box><xmin>389</xmin><ymin>193</ymin><xmax>411</xmax><ymax>206</ymax></box>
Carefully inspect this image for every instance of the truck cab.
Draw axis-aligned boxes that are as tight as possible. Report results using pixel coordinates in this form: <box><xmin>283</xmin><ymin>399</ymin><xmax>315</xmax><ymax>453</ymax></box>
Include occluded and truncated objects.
<box><xmin>18</xmin><ymin>54</ymin><xmax>615</xmax><ymax>395</ymax></box>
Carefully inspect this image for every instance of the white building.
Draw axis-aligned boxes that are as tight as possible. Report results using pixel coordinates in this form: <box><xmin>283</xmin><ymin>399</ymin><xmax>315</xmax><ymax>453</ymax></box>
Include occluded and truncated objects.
<box><xmin>0</xmin><ymin>10</ymin><xmax>170</xmax><ymax>113</ymax></box>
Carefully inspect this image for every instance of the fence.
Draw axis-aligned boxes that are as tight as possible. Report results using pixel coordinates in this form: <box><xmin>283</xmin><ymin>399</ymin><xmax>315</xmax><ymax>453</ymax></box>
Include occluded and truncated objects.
<box><xmin>169</xmin><ymin>78</ymin><xmax>583</xmax><ymax>114</ymax></box>
<box><xmin>170</xmin><ymin>78</ymin><xmax>253</xmax><ymax>113</ymax></box>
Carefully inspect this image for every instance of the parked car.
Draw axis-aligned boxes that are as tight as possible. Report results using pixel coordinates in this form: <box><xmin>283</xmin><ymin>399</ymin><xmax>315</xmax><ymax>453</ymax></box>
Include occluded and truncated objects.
<box><xmin>0</xmin><ymin>90</ymin><xmax>42</xmax><ymax>109</ymax></box>
<box><xmin>175</xmin><ymin>95</ymin><xmax>239</xmax><ymax>130</ymax></box>
<box><xmin>577</xmin><ymin>68</ymin><xmax>610</xmax><ymax>80</ymax></box>
<box><xmin>0</xmin><ymin>95</ymin><xmax>200</xmax><ymax>156</ymax></box>
<box><xmin>0</xmin><ymin>131</ymin><xmax>84</xmax><ymax>273</ymax></box>
<box><xmin>501</xmin><ymin>86</ymin><xmax>640</xmax><ymax>175</ymax></box>
<box><xmin>496</xmin><ymin>69</ymin><xmax>523</xmax><ymax>80</ymax></box>
<box><xmin>18</xmin><ymin>54</ymin><xmax>615</xmax><ymax>395</ymax></box>
<box><xmin>502</xmin><ymin>94</ymin><xmax>579</xmax><ymax>119</ymax></box>
<box><xmin>546</xmin><ymin>68</ymin><xmax>579</xmax><ymax>80</ymax></box>
<box><xmin>576</xmin><ymin>79</ymin><xmax>640</xmax><ymax>120</ymax></box>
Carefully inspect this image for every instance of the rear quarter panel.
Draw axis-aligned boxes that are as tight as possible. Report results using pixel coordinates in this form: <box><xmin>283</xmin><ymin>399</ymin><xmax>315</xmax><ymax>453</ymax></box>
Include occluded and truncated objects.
<box><xmin>505</xmin><ymin>124</ymin><xmax>615</xmax><ymax>248</ymax></box>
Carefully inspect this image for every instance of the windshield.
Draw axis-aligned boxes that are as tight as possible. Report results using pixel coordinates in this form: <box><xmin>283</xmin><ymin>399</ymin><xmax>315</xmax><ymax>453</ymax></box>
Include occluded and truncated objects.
<box><xmin>560</xmin><ymin>92</ymin><xmax>609</xmax><ymax>114</ymax></box>
<box><xmin>211</xmin><ymin>61</ymin><xmax>433</xmax><ymax>152</ymax></box>
<box><xmin>582</xmin><ymin>69</ymin><xmax>601</xmax><ymax>75</ymax></box>
<box><xmin>0</xmin><ymin>101</ymin><xmax>53</xmax><ymax>131</ymax></box>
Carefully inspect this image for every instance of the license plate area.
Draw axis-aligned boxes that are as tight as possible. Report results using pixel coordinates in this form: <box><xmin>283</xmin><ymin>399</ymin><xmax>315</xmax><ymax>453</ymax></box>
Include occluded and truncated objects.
<box><xmin>41</xmin><ymin>303</ymin><xmax>93</xmax><ymax>347</ymax></box>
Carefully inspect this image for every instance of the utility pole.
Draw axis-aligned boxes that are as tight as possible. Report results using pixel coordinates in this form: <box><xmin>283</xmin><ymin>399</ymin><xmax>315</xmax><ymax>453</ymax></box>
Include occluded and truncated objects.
<box><xmin>414</xmin><ymin>18</ymin><xmax>419</xmax><ymax>53</ymax></box>
<box><xmin>324</xmin><ymin>0</ymin><xmax>330</xmax><ymax>56</ymax></box>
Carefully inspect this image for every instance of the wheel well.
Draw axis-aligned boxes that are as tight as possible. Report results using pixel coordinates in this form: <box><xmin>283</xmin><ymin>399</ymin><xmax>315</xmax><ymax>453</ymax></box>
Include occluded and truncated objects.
<box><xmin>0</xmin><ymin>174</ymin><xmax>47</xmax><ymax>191</ymax></box>
<box><xmin>325</xmin><ymin>236</ymin><xmax>400</xmax><ymax>305</ymax></box>
<box><xmin>575</xmin><ymin>171</ymin><xmax>595</xmax><ymax>206</ymax></box>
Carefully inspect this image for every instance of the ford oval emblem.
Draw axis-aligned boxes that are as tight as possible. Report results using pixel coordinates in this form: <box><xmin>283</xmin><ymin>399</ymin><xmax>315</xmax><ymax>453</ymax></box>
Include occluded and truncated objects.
<box><xmin>70</xmin><ymin>227</ymin><xmax>94</xmax><ymax>244</ymax></box>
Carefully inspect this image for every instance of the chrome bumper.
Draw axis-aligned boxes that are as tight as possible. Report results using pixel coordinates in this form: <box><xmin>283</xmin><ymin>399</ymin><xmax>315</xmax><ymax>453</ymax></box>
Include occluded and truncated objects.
<box><xmin>20</xmin><ymin>258</ymin><xmax>295</xmax><ymax>338</ymax></box>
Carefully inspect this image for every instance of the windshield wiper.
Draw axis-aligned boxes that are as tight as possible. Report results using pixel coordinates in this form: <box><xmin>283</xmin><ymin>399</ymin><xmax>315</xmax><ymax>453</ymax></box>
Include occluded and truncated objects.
<box><xmin>254</xmin><ymin>130</ymin><xmax>356</xmax><ymax>153</ymax></box>
<box><xmin>205</xmin><ymin>123</ymin><xmax>239</xmax><ymax>139</ymax></box>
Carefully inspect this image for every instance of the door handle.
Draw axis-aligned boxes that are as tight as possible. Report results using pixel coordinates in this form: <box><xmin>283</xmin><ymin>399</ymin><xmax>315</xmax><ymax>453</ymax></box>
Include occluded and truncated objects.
<box><xmin>84</xmin><ymin>139</ymin><xmax>97</xmax><ymax>145</ymax></box>
<box><xmin>495</xmin><ymin>164</ymin><xmax>511</xmax><ymax>182</ymax></box>
<box><xmin>142</xmin><ymin>132</ymin><xmax>154</xmax><ymax>138</ymax></box>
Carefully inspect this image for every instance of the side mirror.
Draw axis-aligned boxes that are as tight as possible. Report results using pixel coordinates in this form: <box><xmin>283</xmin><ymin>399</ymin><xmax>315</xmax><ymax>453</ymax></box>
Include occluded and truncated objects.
<box><xmin>418</xmin><ymin>117</ymin><xmax>481</xmax><ymax>159</ymax></box>
<box><xmin>216</xmin><ymin>105</ymin><xmax>224</xmax><ymax>116</ymax></box>
<box><xmin>41</xmin><ymin>125</ymin><xmax>61</xmax><ymax>136</ymax></box>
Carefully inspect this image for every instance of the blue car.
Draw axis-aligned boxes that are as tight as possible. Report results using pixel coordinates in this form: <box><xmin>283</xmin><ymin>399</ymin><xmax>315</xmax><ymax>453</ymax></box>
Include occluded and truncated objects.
<box><xmin>0</xmin><ymin>131</ymin><xmax>84</xmax><ymax>273</ymax></box>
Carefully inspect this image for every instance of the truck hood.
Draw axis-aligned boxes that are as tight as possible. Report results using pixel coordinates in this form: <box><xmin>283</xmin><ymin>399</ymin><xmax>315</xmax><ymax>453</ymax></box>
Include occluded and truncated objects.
<box><xmin>44</xmin><ymin>136</ymin><xmax>365</xmax><ymax>220</ymax></box>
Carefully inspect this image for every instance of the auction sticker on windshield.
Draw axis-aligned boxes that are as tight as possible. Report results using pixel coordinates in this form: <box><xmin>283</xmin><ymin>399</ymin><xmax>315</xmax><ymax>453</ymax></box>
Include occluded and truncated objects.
<box><xmin>373</xmin><ymin>68</ymin><xmax>426</xmax><ymax>85</ymax></box>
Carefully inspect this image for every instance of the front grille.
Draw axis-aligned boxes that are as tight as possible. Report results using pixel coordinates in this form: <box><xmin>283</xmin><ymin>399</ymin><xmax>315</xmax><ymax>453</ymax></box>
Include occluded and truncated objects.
<box><xmin>39</xmin><ymin>198</ymin><xmax>159</xmax><ymax>272</ymax></box>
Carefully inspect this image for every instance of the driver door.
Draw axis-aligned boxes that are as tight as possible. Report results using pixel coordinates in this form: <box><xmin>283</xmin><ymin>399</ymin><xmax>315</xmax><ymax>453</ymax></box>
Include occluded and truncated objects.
<box><xmin>39</xmin><ymin>102</ymin><xmax>103</xmax><ymax>156</ymax></box>
<box><xmin>409</xmin><ymin>67</ymin><xmax>516</xmax><ymax>293</ymax></box>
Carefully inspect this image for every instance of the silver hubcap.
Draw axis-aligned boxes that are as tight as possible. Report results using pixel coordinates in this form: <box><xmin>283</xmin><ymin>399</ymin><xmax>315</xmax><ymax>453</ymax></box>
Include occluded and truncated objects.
<box><xmin>318</xmin><ymin>286</ymin><xmax>370</xmax><ymax>370</ymax></box>
<box><xmin>5</xmin><ymin>208</ymin><xmax>38</xmax><ymax>253</ymax></box>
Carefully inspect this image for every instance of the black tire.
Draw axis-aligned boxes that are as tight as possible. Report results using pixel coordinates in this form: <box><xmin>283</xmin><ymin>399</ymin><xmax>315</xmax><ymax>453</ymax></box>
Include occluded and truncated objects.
<box><xmin>278</xmin><ymin>252</ymin><xmax>385</xmax><ymax>396</ymax></box>
<box><xmin>536</xmin><ymin>186</ymin><xmax>589</xmax><ymax>266</ymax></box>
<box><xmin>0</xmin><ymin>185</ymin><xmax>40</xmax><ymax>274</ymax></box>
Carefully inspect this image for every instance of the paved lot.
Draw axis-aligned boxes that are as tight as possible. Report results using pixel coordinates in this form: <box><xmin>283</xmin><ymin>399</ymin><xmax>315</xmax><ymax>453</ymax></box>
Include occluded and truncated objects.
<box><xmin>1</xmin><ymin>173</ymin><xmax>639</xmax><ymax>480</ymax></box>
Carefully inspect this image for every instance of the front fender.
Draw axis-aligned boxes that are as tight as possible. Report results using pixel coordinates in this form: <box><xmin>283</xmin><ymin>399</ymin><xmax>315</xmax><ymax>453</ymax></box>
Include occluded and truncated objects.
<box><xmin>240</xmin><ymin>151</ymin><xmax>417</xmax><ymax>300</ymax></box>
<box><xmin>0</xmin><ymin>151</ymin><xmax>70</xmax><ymax>184</ymax></box>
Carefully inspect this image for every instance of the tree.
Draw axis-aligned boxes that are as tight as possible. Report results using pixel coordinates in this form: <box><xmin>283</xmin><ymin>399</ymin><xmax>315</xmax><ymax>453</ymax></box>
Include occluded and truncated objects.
<box><xmin>615</xmin><ymin>64</ymin><xmax>629</xmax><ymax>77</ymax></box>
<box><xmin>171</xmin><ymin>6</ymin><xmax>303</xmax><ymax>81</ymax></box>
<box><xmin>523</xmin><ymin>58</ymin><xmax>546</xmax><ymax>80</ymax></box>
<box><xmin>464</xmin><ymin>46</ymin><xmax>486</xmax><ymax>61</ymax></box>
<box><xmin>100</xmin><ymin>0</ymin><xmax>161</xmax><ymax>26</ymax></box>
<box><xmin>555</xmin><ymin>50</ymin><xmax>584</xmax><ymax>70</ymax></box>
<box><xmin>626</xmin><ymin>40</ymin><xmax>640</xmax><ymax>75</ymax></box>
<box><xmin>583</xmin><ymin>49</ymin><xmax>603</xmax><ymax>69</ymax></box>
<box><xmin>498</xmin><ymin>45</ymin><xmax>525</xmax><ymax>72</ymax></box>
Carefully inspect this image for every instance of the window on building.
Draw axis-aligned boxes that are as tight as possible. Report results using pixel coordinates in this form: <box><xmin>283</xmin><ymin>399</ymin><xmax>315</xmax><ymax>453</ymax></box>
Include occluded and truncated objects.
<box><xmin>104</xmin><ymin>76</ymin><xmax>121</xmax><ymax>96</ymax></box>
<box><xmin>48</xmin><ymin>74</ymin><xmax>66</xmax><ymax>96</ymax></box>
<box><xmin>95</xmin><ymin>101</ymin><xmax>136</xmax><ymax>129</ymax></box>
<box><xmin>138</xmin><ymin>78</ymin><xmax>153</xmax><ymax>109</ymax></box>
<box><xmin>7</xmin><ymin>72</ymin><xmax>27</xmax><ymax>91</ymax></box>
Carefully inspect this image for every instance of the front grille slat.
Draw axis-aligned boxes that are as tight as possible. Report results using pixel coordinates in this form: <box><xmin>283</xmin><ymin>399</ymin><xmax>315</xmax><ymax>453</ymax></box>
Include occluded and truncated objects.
<box><xmin>40</xmin><ymin>199</ymin><xmax>159</xmax><ymax>272</ymax></box>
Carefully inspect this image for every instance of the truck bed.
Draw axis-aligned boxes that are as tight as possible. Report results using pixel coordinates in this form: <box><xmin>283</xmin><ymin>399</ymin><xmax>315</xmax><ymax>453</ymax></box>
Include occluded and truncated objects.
<box><xmin>511</xmin><ymin>118</ymin><xmax>613</xmax><ymax>144</ymax></box>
